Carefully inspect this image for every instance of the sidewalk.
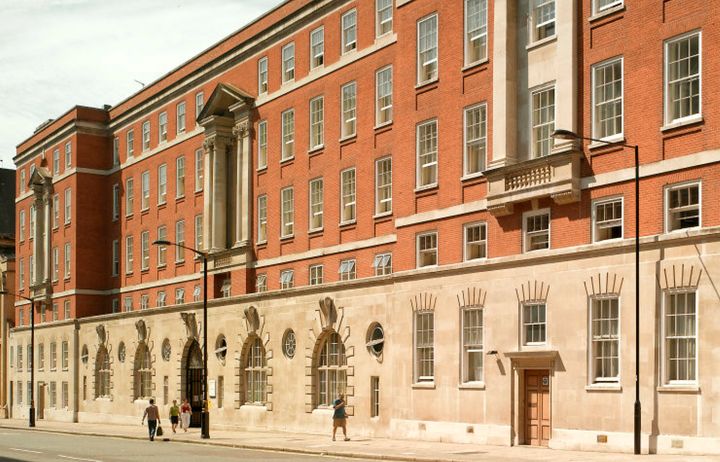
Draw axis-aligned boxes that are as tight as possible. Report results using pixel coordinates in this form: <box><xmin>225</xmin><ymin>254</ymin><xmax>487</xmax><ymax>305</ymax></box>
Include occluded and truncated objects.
<box><xmin>0</xmin><ymin>418</ymin><xmax>715</xmax><ymax>462</ymax></box>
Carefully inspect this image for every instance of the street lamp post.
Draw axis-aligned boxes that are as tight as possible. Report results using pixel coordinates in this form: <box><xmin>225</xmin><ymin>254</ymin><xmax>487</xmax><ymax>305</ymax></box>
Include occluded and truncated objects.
<box><xmin>1</xmin><ymin>290</ymin><xmax>36</xmax><ymax>428</ymax></box>
<box><xmin>552</xmin><ymin>129</ymin><xmax>641</xmax><ymax>455</ymax></box>
<box><xmin>152</xmin><ymin>240</ymin><xmax>209</xmax><ymax>439</ymax></box>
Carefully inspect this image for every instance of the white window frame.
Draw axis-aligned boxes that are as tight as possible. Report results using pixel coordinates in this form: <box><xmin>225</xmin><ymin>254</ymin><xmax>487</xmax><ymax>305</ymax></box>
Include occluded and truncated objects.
<box><xmin>195</xmin><ymin>214</ymin><xmax>203</xmax><ymax>253</ymax></box>
<box><xmin>63</xmin><ymin>242</ymin><xmax>71</xmax><ymax>279</ymax></box>
<box><xmin>461</xmin><ymin>305</ymin><xmax>484</xmax><ymax>384</ymax></box>
<box><xmin>309</xmin><ymin>264</ymin><xmax>324</xmax><ymax>286</ymax></box>
<box><xmin>282</xmin><ymin>43</ymin><xmax>295</xmax><ymax>83</ymax></box>
<box><xmin>281</xmin><ymin>187</ymin><xmax>294</xmax><ymax>238</ymax></box>
<box><xmin>593</xmin><ymin>0</ymin><xmax>623</xmax><ymax>14</ymax></box>
<box><xmin>662</xmin><ymin>290</ymin><xmax>698</xmax><ymax>385</ymax></box>
<box><xmin>372</xmin><ymin>253</ymin><xmax>392</xmax><ymax>276</ymax></box>
<box><xmin>530</xmin><ymin>84</ymin><xmax>555</xmax><ymax>158</ymax></box>
<box><xmin>141</xmin><ymin>231</ymin><xmax>150</xmax><ymax>271</ymax></box>
<box><xmin>376</xmin><ymin>0</ymin><xmax>393</xmax><ymax>37</ymax></box>
<box><xmin>125</xmin><ymin>235</ymin><xmax>134</xmax><ymax>274</ymax></box>
<box><xmin>530</xmin><ymin>0</ymin><xmax>556</xmax><ymax>43</ymax></box>
<box><xmin>257</xmin><ymin>195</ymin><xmax>268</xmax><ymax>243</ymax></box>
<box><xmin>281</xmin><ymin>109</ymin><xmax>295</xmax><ymax>160</ymax></box>
<box><xmin>125</xmin><ymin>177</ymin><xmax>134</xmax><ymax>216</ymax></box>
<box><xmin>126</xmin><ymin>129</ymin><xmax>134</xmax><ymax>157</ymax></box>
<box><xmin>157</xmin><ymin>225</ymin><xmax>167</xmax><ymax>267</ymax></box>
<box><xmin>158</xmin><ymin>164</ymin><xmax>167</xmax><ymax>205</ymax></box>
<box><xmin>416</xmin><ymin>231</ymin><xmax>438</xmax><ymax>268</ymax></box>
<box><xmin>258</xmin><ymin>57</ymin><xmax>269</xmax><ymax>94</ymax></box>
<box><xmin>664</xmin><ymin>181</ymin><xmax>701</xmax><ymax>233</ymax></box>
<box><xmin>375</xmin><ymin>156</ymin><xmax>392</xmax><ymax>216</ymax></box>
<box><xmin>464</xmin><ymin>222</ymin><xmax>487</xmax><ymax>261</ymax></box>
<box><xmin>142</xmin><ymin>121</ymin><xmax>150</xmax><ymax>151</ymax></box>
<box><xmin>340</xmin><ymin>168</ymin><xmax>356</xmax><ymax>224</ymax></box>
<box><xmin>338</xmin><ymin>258</ymin><xmax>356</xmax><ymax>281</ymax></box>
<box><xmin>341</xmin><ymin>9</ymin><xmax>357</xmax><ymax>54</ymax></box>
<box><xmin>522</xmin><ymin>302</ymin><xmax>547</xmax><ymax>345</ymax></box>
<box><xmin>464</xmin><ymin>0</ymin><xmax>488</xmax><ymax>66</ymax></box>
<box><xmin>592</xmin><ymin>57</ymin><xmax>624</xmax><ymax>141</ymax></box>
<box><xmin>175</xmin><ymin>220</ymin><xmax>185</xmax><ymax>263</ymax></box>
<box><xmin>112</xmin><ymin>138</ymin><xmax>120</xmax><ymax>166</ymax></box>
<box><xmin>52</xmin><ymin>247</ymin><xmax>58</xmax><ymax>282</ymax></box>
<box><xmin>65</xmin><ymin>141</ymin><xmax>72</xmax><ymax>168</ymax></box>
<box><xmin>341</xmin><ymin>82</ymin><xmax>357</xmax><ymax>139</ymax></box>
<box><xmin>257</xmin><ymin>121</ymin><xmax>267</xmax><ymax>170</ymax></box>
<box><xmin>523</xmin><ymin>209</ymin><xmax>551</xmax><ymax>252</ymax></box>
<box><xmin>589</xmin><ymin>296</ymin><xmax>620</xmax><ymax>384</ymax></box>
<box><xmin>416</xmin><ymin>14</ymin><xmax>438</xmax><ymax>85</ymax></box>
<box><xmin>53</xmin><ymin>149</ymin><xmax>60</xmax><ymax>174</ymax></box>
<box><xmin>463</xmin><ymin>103</ymin><xmax>487</xmax><ymax>177</ymax></box>
<box><xmin>414</xmin><ymin>310</ymin><xmax>435</xmax><ymax>383</ymax></box>
<box><xmin>195</xmin><ymin>148</ymin><xmax>204</xmax><ymax>192</ymax></box>
<box><xmin>176</xmin><ymin>288</ymin><xmax>185</xmax><ymax>305</ymax></box>
<box><xmin>375</xmin><ymin>66</ymin><xmax>393</xmax><ymax>126</ymax></box>
<box><xmin>309</xmin><ymin>96</ymin><xmax>324</xmax><ymax>150</ymax></box>
<box><xmin>664</xmin><ymin>31</ymin><xmax>702</xmax><ymax>126</ymax></box>
<box><xmin>193</xmin><ymin>285</ymin><xmax>202</xmax><ymax>302</ymax></box>
<box><xmin>592</xmin><ymin>196</ymin><xmax>624</xmax><ymax>242</ymax></box>
<box><xmin>64</xmin><ymin>188</ymin><xmax>71</xmax><ymax>224</ymax></box>
<box><xmin>176</xmin><ymin>101</ymin><xmax>186</xmax><ymax>134</ymax></box>
<box><xmin>159</xmin><ymin>111</ymin><xmax>168</xmax><ymax>142</ymax></box>
<box><xmin>176</xmin><ymin>156</ymin><xmax>185</xmax><ymax>198</ymax></box>
<box><xmin>19</xmin><ymin>210</ymin><xmax>25</xmax><ymax>241</ymax></box>
<box><xmin>280</xmin><ymin>269</ymin><xmax>294</xmax><ymax>289</ymax></box>
<box><xmin>53</xmin><ymin>195</ymin><xmax>59</xmax><ymax>228</ymax></box>
<box><xmin>195</xmin><ymin>91</ymin><xmax>204</xmax><ymax>124</ymax></box>
<box><xmin>111</xmin><ymin>239</ymin><xmax>120</xmax><ymax>277</ymax></box>
<box><xmin>310</xmin><ymin>27</ymin><xmax>324</xmax><ymax>69</ymax></box>
<box><xmin>256</xmin><ymin>274</ymin><xmax>267</xmax><ymax>293</ymax></box>
<box><xmin>141</xmin><ymin>171</ymin><xmax>150</xmax><ymax>210</ymax></box>
<box><xmin>309</xmin><ymin>178</ymin><xmax>324</xmax><ymax>231</ymax></box>
<box><xmin>112</xmin><ymin>184</ymin><xmax>120</xmax><ymax>220</ymax></box>
<box><xmin>416</xmin><ymin>119</ymin><xmax>438</xmax><ymax>189</ymax></box>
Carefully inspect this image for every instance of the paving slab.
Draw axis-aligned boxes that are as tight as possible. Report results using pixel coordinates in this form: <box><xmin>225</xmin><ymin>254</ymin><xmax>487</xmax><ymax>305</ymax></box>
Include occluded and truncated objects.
<box><xmin>0</xmin><ymin>419</ymin><xmax>717</xmax><ymax>462</ymax></box>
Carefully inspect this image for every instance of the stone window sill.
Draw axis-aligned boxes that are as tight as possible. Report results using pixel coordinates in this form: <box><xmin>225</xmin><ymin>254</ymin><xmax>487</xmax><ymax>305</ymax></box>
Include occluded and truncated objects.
<box><xmin>589</xmin><ymin>3</ymin><xmax>625</xmax><ymax>22</ymax></box>
<box><xmin>585</xmin><ymin>383</ymin><xmax>622</xmax><ymax>392</ymax></box>
<box><xmin>657</xmin><ymin>385</ymin><xmax>700</xmax><ymax>394</ymax></box>
<box><xmin>526</xmin><ymin>35</ymin><xmax>557</xmax><ymax>51</ymax></box>
<box><xmin>458</xmin><ymin>382</ymin><xmax>485</xmax><ymax>390</ymax></box>
<box><xmin>462</xmin><ymin>58</ymin><xmax>489</xmax><ymax>73</ymax></box>
<box><xmin>661</xmin><ymin>115</ymin><xmax>703</xmax><ymax>132</ymax></box>
<box><xmin>412</xmin><ymin>382</ymin><xmax>436</xmax><ymax>390</ymax></box>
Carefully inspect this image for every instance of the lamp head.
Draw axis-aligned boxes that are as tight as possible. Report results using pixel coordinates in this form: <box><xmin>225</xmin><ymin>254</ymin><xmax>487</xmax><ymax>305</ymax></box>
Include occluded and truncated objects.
<box><xmin>552</xmin><ymin>129</ymin><xmax>579</xmax><ymax>141</ymax></box>
<box><xmin>152</xmin><ymin>240</ymin><xmax>171</xmax><ymax>246</ymax></box>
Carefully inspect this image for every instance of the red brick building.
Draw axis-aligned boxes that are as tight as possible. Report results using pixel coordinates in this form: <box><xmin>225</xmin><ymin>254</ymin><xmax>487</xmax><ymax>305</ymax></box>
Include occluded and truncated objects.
<box><xmin>7</xmin><ymin>0</ymin><xmax>720</xmax><ymax>454</ymax></box>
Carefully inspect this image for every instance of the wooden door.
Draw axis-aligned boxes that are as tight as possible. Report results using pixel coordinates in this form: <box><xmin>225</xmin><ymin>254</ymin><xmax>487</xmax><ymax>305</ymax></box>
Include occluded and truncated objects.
<box><xmin>524</xmin><ymin>369</ymin><xmax>550</xmax><ymax>446</ymax></box>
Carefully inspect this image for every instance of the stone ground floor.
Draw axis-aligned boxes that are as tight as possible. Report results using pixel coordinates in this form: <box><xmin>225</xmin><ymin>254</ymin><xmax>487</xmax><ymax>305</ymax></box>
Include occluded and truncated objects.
<box><xmin>5</xmin><ymin>228</ymin><xmax>720</xmax><ymax>456</ymax></box>
<box><xmin>0</xmin><ymin>419</ymin><xmax>709</xmax><ymax>462</ymax></box>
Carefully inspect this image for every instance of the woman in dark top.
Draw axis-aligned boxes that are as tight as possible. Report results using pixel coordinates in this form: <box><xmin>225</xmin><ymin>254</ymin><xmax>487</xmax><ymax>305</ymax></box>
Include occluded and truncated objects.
<box><xmin>332</xmin><ymin>393</ymin><xmax>350</xmax><ymax>441</ymax></box>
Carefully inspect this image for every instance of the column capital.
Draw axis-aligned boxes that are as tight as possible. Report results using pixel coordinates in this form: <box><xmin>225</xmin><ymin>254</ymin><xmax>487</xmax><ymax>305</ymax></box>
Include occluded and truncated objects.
<box><xmin>232</xmin><ymin>120</ymin><xmax>250</xmax><ymax>140</ymax></box>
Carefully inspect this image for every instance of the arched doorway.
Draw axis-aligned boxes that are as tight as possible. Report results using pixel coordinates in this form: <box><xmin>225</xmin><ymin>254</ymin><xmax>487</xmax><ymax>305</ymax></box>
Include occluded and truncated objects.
<box><xmin>182</xmin><ymin>340</ymin><xmax>203</xmax><ymax>427</ymax></box>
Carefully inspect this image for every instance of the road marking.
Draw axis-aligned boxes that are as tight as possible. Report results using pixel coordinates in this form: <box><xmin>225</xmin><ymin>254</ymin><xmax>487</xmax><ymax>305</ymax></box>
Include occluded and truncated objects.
<box><xmin>58</xmin><ymin>455</ymin><xmax>103</xmax><ymax>462</ymax></box>
<box><xmin>10</xmin><ymin>448</ymin><xmax>44</xmax><ymax>454</ymax></box>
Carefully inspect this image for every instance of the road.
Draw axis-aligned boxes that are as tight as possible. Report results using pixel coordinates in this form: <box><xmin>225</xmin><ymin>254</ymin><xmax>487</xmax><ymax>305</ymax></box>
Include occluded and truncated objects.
<box><xmin>0</xmin><ymin>428</ymin><xmax>370</xmax><ymax>462</ymax></box>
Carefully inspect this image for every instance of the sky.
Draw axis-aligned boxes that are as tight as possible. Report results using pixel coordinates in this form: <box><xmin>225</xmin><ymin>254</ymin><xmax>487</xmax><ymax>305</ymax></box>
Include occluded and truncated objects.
<box><xmin>0</xmin><ymin>0</ymin><xmax>285</xmax><ymax>169</ymax></box>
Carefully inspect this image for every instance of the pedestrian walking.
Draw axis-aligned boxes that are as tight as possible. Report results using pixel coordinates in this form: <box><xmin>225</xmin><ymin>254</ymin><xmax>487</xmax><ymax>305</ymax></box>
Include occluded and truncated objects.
<box><xmin>141</xmin><ymin>399</ymin><xmax>161</xmax><ymax>441</ymax></box>
<box><xmin>332</xmin><ymin>393</ymin><xmax>350</xmax><ymax>441</ymax></box>
<box><xmin>169</xmin><ymin>400</ymin><xmax>180</xmax><ymax>433</ymax></box>
<box><xmin>180</xmin><ymin>398</ymin><xmax>192</xmax><ymax>432</ymax></box>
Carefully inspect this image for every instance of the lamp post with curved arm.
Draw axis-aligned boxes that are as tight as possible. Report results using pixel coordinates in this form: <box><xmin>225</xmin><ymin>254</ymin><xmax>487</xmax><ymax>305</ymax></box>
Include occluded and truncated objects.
<box><xmin>152</xmin><ymin>240</ymin><xmax>209</xmax><ymax>439</ymax></box>
<box><xmin>552</xmin><ymin>129</ymin><xmax>640</xmax><ymax>455</ymax></box>
<box><xmin>1</xmin><ymin>289</ymin><xmax>36</xmax><ymax>428</ymax></box>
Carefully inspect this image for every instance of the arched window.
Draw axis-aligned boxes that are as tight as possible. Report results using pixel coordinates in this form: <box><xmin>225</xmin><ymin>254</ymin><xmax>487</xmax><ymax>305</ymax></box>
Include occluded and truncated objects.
<box><xmin>134</xmin><ymin>343</ymin><xmax>152</xmax><ymax>400</ymax></box>
<box><xmin>243</xmin><ymin>337</ymin><xmax>267</xmax><ymax>404</ymax></box>
<box><xmin>317</xmin><ymin>332</ymin><xmax>347</xmax><ymax>407</ymax></box>
<box><xmin>95</xmin><ymin>346</ymin><xmax>111</xmax><ymax>398</ymax></box>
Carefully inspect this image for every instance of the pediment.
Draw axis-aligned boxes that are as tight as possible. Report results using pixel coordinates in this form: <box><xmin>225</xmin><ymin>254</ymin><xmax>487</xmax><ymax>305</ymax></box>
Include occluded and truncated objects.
<box><xmin>28</xmin><ymin>165</ymin><xmax>52</xmax><ymax>190</ymax></box>
<box><xmin>197</xmin><ymin>83</ymin><xmax>254</xmax><ymax>124</ymax></box>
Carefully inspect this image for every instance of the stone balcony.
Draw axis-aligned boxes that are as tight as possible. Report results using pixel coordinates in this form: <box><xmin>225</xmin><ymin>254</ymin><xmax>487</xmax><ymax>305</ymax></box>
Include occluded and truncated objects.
<box><xmin>484</xmin><ymin>150</ymin><xmax>581</xmax><ymax>216</ymax></box>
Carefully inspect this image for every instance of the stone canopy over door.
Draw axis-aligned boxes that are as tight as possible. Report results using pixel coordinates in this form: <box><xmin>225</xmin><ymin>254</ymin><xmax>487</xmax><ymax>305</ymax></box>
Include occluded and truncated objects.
<box><xmin>197</xmin><ymin>83</ymin><xmax>254</xmax><ymax>270</ymax></box>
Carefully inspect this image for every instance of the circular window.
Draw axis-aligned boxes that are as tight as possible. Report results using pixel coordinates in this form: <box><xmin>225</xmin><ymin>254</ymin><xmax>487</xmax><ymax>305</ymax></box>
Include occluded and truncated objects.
<box><xmin>366</xmin><ymin>323</ymin><xmax>384</xmax><ymax>357</ymax></box>
<box><xmin>282</xmin><ymin>329</ymin><xmax>296</xmax><ymax>359</ymax></box>
<box><xmin>162</xmin><ymin>339</ymin><xmax>171</xmax><ymax>361</ymax></box>
<box><xmin>81</xmin><ymin>345</ymin><xmax>89</xmax><ymax>365</ymax></box>
<box><xmin>215</xmin><ymin>335</ymin><xmax>227</xmax><ymax>362</ymax></box>
<box><xmin>118</xmin><ymin>342</ymin><xmax>126</xmax><ymax>363</ymax></box>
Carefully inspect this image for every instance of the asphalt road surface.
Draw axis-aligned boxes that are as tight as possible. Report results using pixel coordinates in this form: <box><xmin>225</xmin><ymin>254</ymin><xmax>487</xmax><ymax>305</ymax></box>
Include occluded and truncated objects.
<box><xmin>0</xmin><ymin>428</ymin><xmax>371</xmax><ymax>462</ymax></box>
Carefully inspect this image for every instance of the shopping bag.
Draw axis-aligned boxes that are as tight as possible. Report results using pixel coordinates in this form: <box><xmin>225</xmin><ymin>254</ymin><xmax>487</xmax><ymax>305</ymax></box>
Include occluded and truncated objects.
<box><xmin>156</xmin><ymin>425</ymin><xmax>164</xmax><ymax>437</ymax></box>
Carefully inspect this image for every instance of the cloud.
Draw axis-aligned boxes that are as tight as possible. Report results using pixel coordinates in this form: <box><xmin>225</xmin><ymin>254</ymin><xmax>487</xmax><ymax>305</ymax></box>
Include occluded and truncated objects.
<box><xmin>0</xmin><ymin>0</ymin><xmax>283</xmax><ymax>168</ymax></box>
